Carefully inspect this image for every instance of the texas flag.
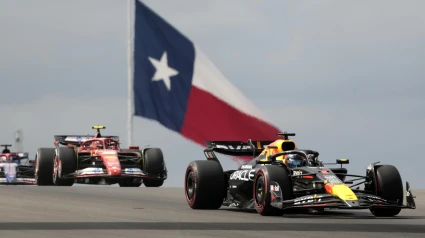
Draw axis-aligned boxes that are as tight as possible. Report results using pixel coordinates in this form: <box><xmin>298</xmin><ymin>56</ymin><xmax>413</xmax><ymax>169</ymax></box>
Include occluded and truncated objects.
<box><xmin>132</xmin><ymin>1</ymin><xmax>281</xmax><ymax>156</ymax></box>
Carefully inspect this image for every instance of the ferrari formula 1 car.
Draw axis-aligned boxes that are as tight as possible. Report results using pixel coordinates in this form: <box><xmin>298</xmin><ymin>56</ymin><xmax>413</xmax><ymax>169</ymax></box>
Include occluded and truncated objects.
<box><xmin>184</xmin><ymin>132</ymin><xmax>416</xmax><ymax>217</ymax></box>
<box><xmin>0</xmin><ymin>144</ymin><xmax>36</xmax><ymax>185</ymax></box>
<box><xmin>35</xmin><ymin>126</ymin><xmax>167</xmax><ymax>187</ymax></box>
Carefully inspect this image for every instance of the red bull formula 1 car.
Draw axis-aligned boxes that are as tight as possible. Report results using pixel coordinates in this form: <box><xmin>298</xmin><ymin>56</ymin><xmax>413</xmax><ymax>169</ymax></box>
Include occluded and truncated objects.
<box><xmin>0</xmin><ymin>144</ymin><xmax>36</xmax><ymax>185</ymax></box>
<box><xmin>184</xmin><ymin>132</ymin><xmax>416</xmax><ymax>217</ymax></box>
<box><xmin>35</xmin><ymin>126</ymin><xmax>167</xmax><ymax>187</ymax></box>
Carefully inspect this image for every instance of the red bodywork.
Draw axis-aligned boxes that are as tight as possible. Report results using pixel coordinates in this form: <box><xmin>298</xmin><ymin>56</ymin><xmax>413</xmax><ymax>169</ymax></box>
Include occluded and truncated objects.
<box><xmin>77</xmin><ymin>138</ymin><xmax>123</xmax><ymax>176</ymax></box>
<box><xmin>54</xmin><ymin>137</ymin><xmax>141</xmax><ymax>178</ymax></box>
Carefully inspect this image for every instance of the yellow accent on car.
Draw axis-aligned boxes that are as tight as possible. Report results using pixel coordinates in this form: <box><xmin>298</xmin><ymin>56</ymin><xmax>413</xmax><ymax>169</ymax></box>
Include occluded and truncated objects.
<box><xmin>330</xmin><ymin>184</ymin><xmax>358</xmax><ymax>201</ymax></box>
<box><xmin>258</xmin><ymin>139</ymin><xmax>297</xmax><ymax>162</ymax></box>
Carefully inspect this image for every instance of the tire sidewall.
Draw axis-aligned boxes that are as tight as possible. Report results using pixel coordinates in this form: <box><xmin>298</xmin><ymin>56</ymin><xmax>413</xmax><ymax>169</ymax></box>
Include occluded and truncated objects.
<box><xmin>56</xmin><ymin>147</ymin><xmax>77</xmax><ymax>176</ymax></box>
<box><xmin>369</xmin><ymin>165</ymin><xmax>403</xmax><ymax>216</ymax></box>
<box><xmin>183</xmin><ymin>160</ymin><xmax>224</xmax><ymax>209</ymax></box>
<box><xmin>253</xmin><ymin>168</ymin><xmax>268</xmax><ymax>213</ymax></box>
<box><xmin>185</xmin><ymin>162</ymin><xmax>198</xmax><ymax>207</ymax></box>
<box><xmin>35</xmin><ymin>148</ymin><xmax>55</xmax><ymax>185</ymax></box>
<box><xmin>35</xmin><ymin>151</ymin><xmax>41</xmax><ymax>183</ymax></box>
<box><xmin>35</xmin><ymin>151</ymin><xmax>40</xmax><ymax>179</ymax></box>
<box><xmin>144</xmin><ymin>148</ymin><xmax>165</xmax><ymax>176</ymax></box>
<box><xmin>375</xmin><ymin>165</ymin><xmax>403</xmax><ymax>204</ymax></box>
<box><xmin>53</xmin><ymin>156</ymin><xmax>62</xmax><ymax>183</ymax></box>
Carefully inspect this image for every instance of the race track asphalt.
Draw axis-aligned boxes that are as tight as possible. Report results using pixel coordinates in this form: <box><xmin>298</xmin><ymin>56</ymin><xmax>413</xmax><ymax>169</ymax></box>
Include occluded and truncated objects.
<box><xmin>0</xmin><ymin>186</ymin><xmax>424</xmax><ymax>238</ymax></box>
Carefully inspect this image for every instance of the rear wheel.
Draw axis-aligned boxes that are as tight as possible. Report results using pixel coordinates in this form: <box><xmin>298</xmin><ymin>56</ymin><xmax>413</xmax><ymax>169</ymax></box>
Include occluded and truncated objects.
<box><xmin>53</xmin><ymin>147</ymin><xmax>76</xmax><ymax>186</ymax></box>
<box><xmin>369</xmin><ymin>165</ymin><xmax>403</xmax><ymax>217</ymax></box>
<box><xmin>253</xmin><ymin>165</ymin><xmax>292</xmax><ymax>216</ymax></box>
<box><xmin>184</xmin><ymin>160</ymin><xmax>225</xmax><ymax>209</ymax></box>
<box><xmin>142</xmin><ymin>148</ymin><xmax>166</xmax><ymax>187</ymax></box>
<box><xmin>35</xmin><ymin>148</ymin><xmax>55</xmax><ymax>186</ymax></box>
<box><xmin>143</xmin><ymin>179</ymin><xmax>164</xmax><ymax>187</ymax></box>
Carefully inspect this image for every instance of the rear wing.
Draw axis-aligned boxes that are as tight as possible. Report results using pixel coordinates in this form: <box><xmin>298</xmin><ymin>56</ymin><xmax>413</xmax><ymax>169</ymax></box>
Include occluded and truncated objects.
<box><xmin>17</xmin><ymin>152</ymin><xmax>29</xmax><ymax>158</ymax></box>
<box><xmin>54</xmin><ymin>135</ymin><xmax>120</xmax><ymax>146</ymax></box>
<box><xmin>203</xmin><ymin>140</ymin><xmax>274</xmax><ymax>160</ymax></box>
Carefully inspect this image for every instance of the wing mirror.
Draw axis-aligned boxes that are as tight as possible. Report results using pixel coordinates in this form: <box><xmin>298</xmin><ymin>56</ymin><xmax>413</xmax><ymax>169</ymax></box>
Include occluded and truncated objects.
<box><xmin>336</xmin><ymin>158</ymin><xmax>349</xmax><ymax>164</ymax></box>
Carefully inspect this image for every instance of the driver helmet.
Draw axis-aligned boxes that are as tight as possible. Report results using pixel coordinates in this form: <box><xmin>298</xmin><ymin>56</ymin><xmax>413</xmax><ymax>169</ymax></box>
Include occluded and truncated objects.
<box><xmin>106</xmin><ymin>141</ymin><xmax>118</xmax><ymax>150</ymax></box>
<box><xmin>0</xmin><ymin>156</ymin><xmax>7</xmax><ymax>162</ymax></box>
<box><xmin>285</xmin><ymin>154</ymin><xmax>307</xmax><ymax>168</ymax></box>
<box><xmin>92</xmin><ymin>141</ymin><xmax>103</xmax><ymax>149</ymax></box>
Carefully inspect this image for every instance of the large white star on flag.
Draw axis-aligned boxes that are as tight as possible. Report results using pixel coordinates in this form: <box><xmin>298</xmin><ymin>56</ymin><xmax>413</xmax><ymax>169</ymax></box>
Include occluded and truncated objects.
<box><xmin>148</xmin><ymin>52</ymin><xmax>179</xmax><ymax>91</ymax></box>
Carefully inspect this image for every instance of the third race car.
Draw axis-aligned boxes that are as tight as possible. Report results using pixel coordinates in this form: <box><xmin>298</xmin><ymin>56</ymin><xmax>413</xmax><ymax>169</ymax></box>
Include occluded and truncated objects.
<box><xmin>0</xmin><ymin>144</ymin><xmax>36</xmax><ymax>185</ymax></box>
<box><xmin>35</xmin><ymin>125</ymin><xmax>167</xmax><ymax>187</ymax></box>
<box><xmin>184</xmin><ymin>132</ymin><xmax>416</xmax><ymax>217</ymax></box>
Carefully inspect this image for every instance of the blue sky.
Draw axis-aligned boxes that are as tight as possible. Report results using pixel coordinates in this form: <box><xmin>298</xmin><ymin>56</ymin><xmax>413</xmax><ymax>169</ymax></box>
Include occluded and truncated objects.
<box><xmin>0</xmin><ymin>0</ymin><xmax>424</xmax><ymax>187</ymax></box>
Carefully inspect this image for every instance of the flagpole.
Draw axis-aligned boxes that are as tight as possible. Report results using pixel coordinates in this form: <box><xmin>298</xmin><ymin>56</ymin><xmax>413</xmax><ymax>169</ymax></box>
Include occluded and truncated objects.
<box><xmin>15</xmin><ymin>130</ymin><xmax>23</xmax><ymax>153</ymax></box>
<box><xmin>127</xmin><ymin>0</ymin><xmax>134</xmax><ymax>147</ymax></box>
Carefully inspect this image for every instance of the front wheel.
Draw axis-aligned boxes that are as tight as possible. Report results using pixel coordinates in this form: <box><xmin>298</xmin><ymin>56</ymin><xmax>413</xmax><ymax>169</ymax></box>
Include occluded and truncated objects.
<box><xmin>53</xmin><ymin>147</ymin><xmax>76</xmax><ymax>186</ymax></box>
<box><xmin>142</xmin><ymin>148</ymin><xmax>166</xmax><ymax>187</ymax></box>
<box><xmin>369</xmin><ymin>165</ymin><xmax>403</xmax><ymax>217</ymax></box>
<box><xmin>253</xmin><ymin>165</ymin><xmax>293</xmax><ymax>216</ymax></box>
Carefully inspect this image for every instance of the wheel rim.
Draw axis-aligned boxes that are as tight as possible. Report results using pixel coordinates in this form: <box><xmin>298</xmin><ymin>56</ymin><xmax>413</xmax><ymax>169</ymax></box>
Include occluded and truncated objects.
<box><xmin>53</xmin><ymin>157</ymin><xmax>58</xmax><ymax>183</ymax></box>
<box><xmin>53</xmin><ymin>157</ymin><xmax>63</xmax><ymax>184</ymax></box>
<box><xmin>186</xmin><ymin>171</ymin><xmax>195</xmax><ymax>201</ymax></box>
<box><xmin>255</xmin><ymin>175</ymin><xmax>265</xmax><ymax>204</ymax></box>
<box><xmin>35</xmin><ymin>154</ymin><xmax>39</xmax><ymax>182</ymax></box>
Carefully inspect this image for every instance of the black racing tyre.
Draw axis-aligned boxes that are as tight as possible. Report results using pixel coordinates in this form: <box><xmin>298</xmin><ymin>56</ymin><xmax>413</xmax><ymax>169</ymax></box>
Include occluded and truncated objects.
<box><xmin>35</xmin><ymin>148</ymin><xmax>55</xmax><ymax>186</ymax></box>
<box><xmin>143</xmin><ymin>148</ymin><xmax>165</xmax><ymax>175</ymax></box>
<box><xmin>119</xmin><ymin>178</ymin><xmax>142</xmax><ymax>187</ymax></box>
<box><xmin>253</xmin><ymin>165</ymin><xmax>293</xmax><ymax>216</ymax></box>
<box><xmin>53</xmin><ymin>147</ymin><xmax>76</xmax><ymax>186</ymax></box>
<box><xmin>184</xmin><ymin>160</ymin><xmax>225</xmax><ymax>209</ymax></box>
<box><xmin>143</xmin><ymin>179</ymin><xmax>164</xmax><ymax>187</ymax></box>
<box><xmin>143</xmin><ymin>148</ymin><xmax>166</xmax><ymax>187</ymax></box>
<box><xmin>369</xmin><ymin>165</ymin><xmax>403</xmax><ymax>217</ymax></box>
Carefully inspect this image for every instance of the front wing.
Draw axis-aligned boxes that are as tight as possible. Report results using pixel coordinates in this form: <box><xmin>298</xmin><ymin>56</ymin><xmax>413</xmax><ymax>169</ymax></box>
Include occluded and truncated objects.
<box><xmin>62</xmin><ymin>167</ymin><xmax>164</xmax><ymax>179</ymax></box>
<box><xmin>0</xmin><ymin>177</ymin><xmax>36</xmax><ymax>185</ymax></box>
<box><xmin>269</xmin><ymin>181</ymin><xmax>416</xmax><ymax>211</ymax></box>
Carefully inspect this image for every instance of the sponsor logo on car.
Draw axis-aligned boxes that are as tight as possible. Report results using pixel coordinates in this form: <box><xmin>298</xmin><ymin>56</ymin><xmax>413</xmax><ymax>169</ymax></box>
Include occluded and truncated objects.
<box><xmin>230</xmin><ymin>169</ymin><xmax>256</xmax><ymax>181</ymax></box>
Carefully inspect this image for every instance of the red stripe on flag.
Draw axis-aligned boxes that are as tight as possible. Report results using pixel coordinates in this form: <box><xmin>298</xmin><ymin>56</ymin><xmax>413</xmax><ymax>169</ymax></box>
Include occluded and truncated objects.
<box><xmin>181</xmin><ymin>86</ymin><xmax>279</xmax><ymax>162</ymax></box>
